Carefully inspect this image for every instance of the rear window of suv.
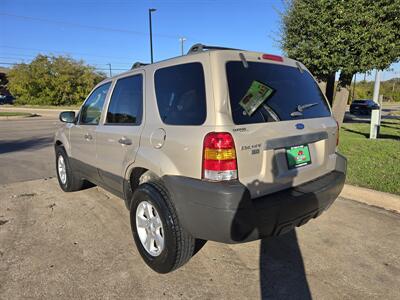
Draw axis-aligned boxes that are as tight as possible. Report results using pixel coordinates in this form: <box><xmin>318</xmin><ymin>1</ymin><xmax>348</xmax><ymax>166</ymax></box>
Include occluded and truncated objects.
<box><xmin>226</xmin><ymin>61</ymin><xmax>331</xmax><ymax>125</ymax></box>
<box><xmin>154</xmin><ymin>62</ymin><xmax>206</xmax><ymax>125</ymax></box>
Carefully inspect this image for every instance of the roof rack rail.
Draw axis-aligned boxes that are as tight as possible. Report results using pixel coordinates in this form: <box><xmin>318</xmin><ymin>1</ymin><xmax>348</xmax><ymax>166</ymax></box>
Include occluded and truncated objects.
<box><xmin>187</xmin><ymin>43</ymin><xmax>243</xmax><ymax>55</ymax></box>
<box><xmin>131</xmin><ymin>62</ymin><xmax>149</xmax><ymax>69</ymax></box>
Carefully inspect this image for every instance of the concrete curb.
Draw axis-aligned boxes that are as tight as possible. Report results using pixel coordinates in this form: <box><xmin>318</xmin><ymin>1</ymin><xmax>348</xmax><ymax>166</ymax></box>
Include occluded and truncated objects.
<box><xmin>340</xmin><ymin>184</ymin><xmax>400</xmax><ymax>214</ymax></box>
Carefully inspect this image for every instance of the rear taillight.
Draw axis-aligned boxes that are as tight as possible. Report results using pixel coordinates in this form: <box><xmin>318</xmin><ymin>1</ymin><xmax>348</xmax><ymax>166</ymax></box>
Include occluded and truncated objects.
<box><xmin>202</xmin><ymin>132</ymin><xmax>238</xmax><ymax>181</ymax></box>
<box><xmin>335</xmin><ymin>120</ymin><xmax>340</xmax><ymax>146</ymax></box>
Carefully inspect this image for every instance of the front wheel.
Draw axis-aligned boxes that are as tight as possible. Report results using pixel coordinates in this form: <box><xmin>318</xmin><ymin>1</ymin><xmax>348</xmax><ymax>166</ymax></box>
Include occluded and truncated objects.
<box><xmin>55</xmin><ymin>147</ymin><xmax>84</xmax><ymax>192</ymax></box>
<box><xmin>130</xmin><ymin>182</ymin><xmax>196</xmax><ymax>273</ymax></box>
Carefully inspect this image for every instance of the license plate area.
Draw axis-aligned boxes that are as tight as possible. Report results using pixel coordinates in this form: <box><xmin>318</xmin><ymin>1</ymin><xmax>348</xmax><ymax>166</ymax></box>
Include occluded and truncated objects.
<box><xmin>286</xmin><ymin>145</ymin><xmax>311</xmax><ymax>169</ymax></box>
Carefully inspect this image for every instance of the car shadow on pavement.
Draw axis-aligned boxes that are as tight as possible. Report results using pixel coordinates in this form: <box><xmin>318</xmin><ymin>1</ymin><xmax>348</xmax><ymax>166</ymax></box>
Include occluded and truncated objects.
<box><xmin>0</xmin><ymin>136</ymin><xmax>54</xmax><ymax>154</ymax></box>
<box><xmin>259</xmin><ymin>231</ymin><xmax>311</xmax><ymax>300</ymax></box>
<box><xmin>230</xmin><ymin>151</ymin><xmax>314</xmax><ymax>299</ymax></box>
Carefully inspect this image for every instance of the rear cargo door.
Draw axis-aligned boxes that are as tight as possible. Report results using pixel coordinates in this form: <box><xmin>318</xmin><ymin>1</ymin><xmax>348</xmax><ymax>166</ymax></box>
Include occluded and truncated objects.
<box><xmin>225</xmin><ymin>60</ymin><xmax>338</xmax><ymax>197</ymax></box>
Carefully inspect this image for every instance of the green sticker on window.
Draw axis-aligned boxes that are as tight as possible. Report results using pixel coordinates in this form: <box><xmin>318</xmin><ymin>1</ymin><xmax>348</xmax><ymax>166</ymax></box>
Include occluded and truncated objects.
<box><xmin>239</xmin><ymin>80</ymin><xmax>274</xmax><ymax>116</ymax></box>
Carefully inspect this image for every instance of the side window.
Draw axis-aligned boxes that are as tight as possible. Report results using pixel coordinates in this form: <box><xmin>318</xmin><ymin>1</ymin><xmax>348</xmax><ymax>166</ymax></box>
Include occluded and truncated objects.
<box><xmin>154</xmin><ymin>62</ymin><xmax>206</xmax><ymax>125</ymax></box>
<box><xmin>80</xmin><ymin>82</ymin><xmax>111</xmax><ymax>125</ymax></box>
<box><xmin>106</xmin><ymin>74</ymin><xmax>143</xmax><ymax>125</ymax></box>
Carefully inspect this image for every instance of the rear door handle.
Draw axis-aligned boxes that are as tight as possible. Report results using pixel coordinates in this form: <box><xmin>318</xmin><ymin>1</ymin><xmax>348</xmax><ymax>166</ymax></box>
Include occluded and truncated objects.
<box><xmin>84</xmin><ymin>133</ymin><xmax>93</xmax><ymax>141</ymax></box>
<box><xmin>118</xmin><ymin>137</ymin><xmax>132</xmax><ymax>145</ymax></box>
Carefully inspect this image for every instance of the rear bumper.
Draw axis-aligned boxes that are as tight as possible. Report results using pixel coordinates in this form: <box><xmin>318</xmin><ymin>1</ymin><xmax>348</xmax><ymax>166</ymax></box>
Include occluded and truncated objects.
<box><xmin>163</xmin><ymin>153</ymin><xmax>346</xmax><ymax>244</ymax></box>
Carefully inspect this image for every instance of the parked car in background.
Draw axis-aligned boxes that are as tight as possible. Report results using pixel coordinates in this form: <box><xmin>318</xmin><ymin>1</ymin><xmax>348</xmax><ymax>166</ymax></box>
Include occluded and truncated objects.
<box><xmin>350</xmin><ymin>99</ymin><xmax>379</xmax><ymax>115</ymax></box>
<box><xmin>0</xmin><ymin>94</ymin><xmax>15</xmax><ymax>105</ymax></box>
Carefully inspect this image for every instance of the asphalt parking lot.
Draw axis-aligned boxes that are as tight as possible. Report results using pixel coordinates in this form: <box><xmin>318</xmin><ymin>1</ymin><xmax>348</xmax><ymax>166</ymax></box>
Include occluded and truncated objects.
<box><xmin>0</xmin><ymin>116</ymin><xmax>60</xmax><ymax>184</ymax></box>
<box><xmin>1</xmin><ymin>111</ymin><xmax>400</xmax><ymax>299</ymax></box>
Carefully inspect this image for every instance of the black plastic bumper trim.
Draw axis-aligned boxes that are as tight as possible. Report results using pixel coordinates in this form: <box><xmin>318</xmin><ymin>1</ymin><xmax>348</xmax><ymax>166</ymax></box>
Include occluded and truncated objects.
<box><xmin>162</xmin><ymin>155</ymin><xmax>346</xmax><ymax>244</ymax></box>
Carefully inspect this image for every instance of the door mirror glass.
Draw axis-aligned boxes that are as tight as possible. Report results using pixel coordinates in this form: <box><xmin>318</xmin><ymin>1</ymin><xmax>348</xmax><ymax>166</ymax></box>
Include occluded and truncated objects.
<box><xmin>59</xmin><ymin>111</ymin><xmax>76</xmax><ymax>123</ymax></box>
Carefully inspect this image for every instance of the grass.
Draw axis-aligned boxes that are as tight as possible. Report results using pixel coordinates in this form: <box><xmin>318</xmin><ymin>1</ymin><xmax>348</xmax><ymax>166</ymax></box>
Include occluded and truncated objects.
<box><xmin>0</xmin><ymin>112</ymin><xmax>32</xmax><ymax>117</ymax></box>
<box><xmin>339</xmin><ymin>118</ymin><xmax>400</xmax><ymax>195</ymax></box>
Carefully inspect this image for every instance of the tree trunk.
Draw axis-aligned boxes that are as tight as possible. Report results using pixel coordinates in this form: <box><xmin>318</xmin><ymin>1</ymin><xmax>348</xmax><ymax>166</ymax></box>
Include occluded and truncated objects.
<box><xmin>325</xmin><ymin>73</ymin><xmax>335</xmax><ymax>106</ymax></box>
<box><xmin>332</xmin><ymin>72</ymin><xmax>353</xmax><ymax>126</ymax></box>
<box><xmin>317</xmin><ymin>80</ymin><xmax>327</xmax><ymax>95</ymax></box>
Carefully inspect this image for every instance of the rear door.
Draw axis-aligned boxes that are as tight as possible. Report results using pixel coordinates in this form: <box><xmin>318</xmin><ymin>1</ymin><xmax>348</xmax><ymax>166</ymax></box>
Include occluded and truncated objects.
<box><xmin>69</xmin><ymin>82</ymin><xmax>111</xmax><ymax>180</ymax></box>
<box><xmin>220</xmin><ymin>57</ymin><xmax>338</xmax><ymax>197</ymax></box>
<box><xmin>95</xmin><ymin>72</ymin><xmax>144</xmax><ymax>193</ymax></box>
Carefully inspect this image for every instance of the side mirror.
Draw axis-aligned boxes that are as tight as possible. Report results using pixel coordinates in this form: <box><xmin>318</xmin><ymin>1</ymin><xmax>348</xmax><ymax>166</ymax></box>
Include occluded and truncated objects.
<box><xmin>59</xmin><ymin>111</ymin><xmax>76</xmax><ymax>123</ymax></box>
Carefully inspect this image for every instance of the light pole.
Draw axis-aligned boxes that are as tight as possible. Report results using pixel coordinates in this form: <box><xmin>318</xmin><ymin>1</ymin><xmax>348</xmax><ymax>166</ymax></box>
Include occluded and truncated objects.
<box><xmin>179</xmin><ymin>37</ymin><xmax>186</xmax><ymax>56</ymax></box>
<box><xmin>149</xmin><ymin>8</ymin><xmax>157</xmax><ymax>63</ymax></box>
<box><xmin>393</xmin><ymin>71</ymin><xmax>399</xmax><ymax>92</ymax></box>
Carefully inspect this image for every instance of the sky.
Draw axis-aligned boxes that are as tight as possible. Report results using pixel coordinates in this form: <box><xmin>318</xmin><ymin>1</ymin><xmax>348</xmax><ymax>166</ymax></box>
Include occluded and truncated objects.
<box><xmin>1</xmin><ymin>0</ymin><xmax>399</xmax><ymax>80</ymax></box>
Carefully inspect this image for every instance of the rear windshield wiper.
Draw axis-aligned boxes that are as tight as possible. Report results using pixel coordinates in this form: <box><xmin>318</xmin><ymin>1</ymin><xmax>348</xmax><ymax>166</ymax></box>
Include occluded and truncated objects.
<box><xmin>262</xmin><ymin>104</ymin><xmax>280</xmax><ymax>121</ymax></box>
<box><xmin>290</xmin><ymin>102</ymin><xmax>319</xmax><ymax>117</ymax></box>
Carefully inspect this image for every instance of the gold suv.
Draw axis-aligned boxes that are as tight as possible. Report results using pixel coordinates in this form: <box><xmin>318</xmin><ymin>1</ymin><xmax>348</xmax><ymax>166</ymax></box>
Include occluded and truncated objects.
<box><xmin>55</xmin><ymin>44</ymin><xmax>347</xmax><ymax>273</ymax></box>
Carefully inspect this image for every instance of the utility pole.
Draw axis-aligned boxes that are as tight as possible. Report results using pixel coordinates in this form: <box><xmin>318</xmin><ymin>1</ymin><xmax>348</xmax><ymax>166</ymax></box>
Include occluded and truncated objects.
<box><xmin>393</xmin><ymin>71</ymin><xmax>399</xmax><ymax>92</ymax></box>
<box><xmin>179</xmin><ymin>37</ymin><xmax>186</xmax><ymax>56</ymax></box>
<box><xmin>370</xmin><ymin>70</ymin><xmax>381</xmax><ymax>139</ymax></box>
<box><xmin>106</xmin><ymin>63</ymin><xmax>112</xmax><ymax>77</ymax></box>
<box><xmin>149</xmin><ymin>8</ymin><xmax>157</xmax><ymax>63</ymax></box>
<box><xmin>352</xmin><ymin>74</ymin><xmax>356</xmax><ymax>101</ymax></box>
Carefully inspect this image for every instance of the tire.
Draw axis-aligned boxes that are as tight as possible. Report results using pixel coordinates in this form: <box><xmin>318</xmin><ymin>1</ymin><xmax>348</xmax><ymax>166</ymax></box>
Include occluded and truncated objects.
<box><xmin>55</xmin><ymin>146</ymin><xmax>84</xmax><ymax>192</ymax></box>
<box><xmin>130</xmin><ymin>181</ymin><xmax>196</xmax><ymax>273</ymax></box>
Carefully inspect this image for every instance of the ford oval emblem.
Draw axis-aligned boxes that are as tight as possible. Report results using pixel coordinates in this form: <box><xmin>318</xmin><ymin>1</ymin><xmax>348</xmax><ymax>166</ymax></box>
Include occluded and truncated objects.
<box><xmin>295</xmin><ymin>123</ymin><xmax>305</xmax><ymax>130</ymax></box>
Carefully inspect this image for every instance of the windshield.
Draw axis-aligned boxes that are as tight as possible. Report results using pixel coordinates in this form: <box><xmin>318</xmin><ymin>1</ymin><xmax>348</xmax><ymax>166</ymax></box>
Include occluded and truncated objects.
<box><xmin>226</xmin><ymin>61</ymin><xmax>331</xmax><ymax>125</ymax></box>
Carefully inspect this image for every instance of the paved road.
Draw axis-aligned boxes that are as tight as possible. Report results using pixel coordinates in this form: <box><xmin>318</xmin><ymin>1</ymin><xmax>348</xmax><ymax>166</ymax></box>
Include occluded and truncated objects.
<box><xmin>0</xmin><ymin>179</ymin><xmax>399</xmax><ymax>299</ymax></box>
<box><xmin>0</xmin><ymin>117</ymin><xmax>60</xmax><ymax>184</ymax></box>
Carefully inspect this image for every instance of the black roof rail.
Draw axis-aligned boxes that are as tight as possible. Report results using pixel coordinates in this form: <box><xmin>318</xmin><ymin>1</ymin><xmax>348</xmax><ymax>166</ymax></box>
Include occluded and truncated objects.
<box><xmin>131</xmin><ymin>62</ymin><xmax>149</xmax><ymax>69</ymax></box>
<box><xmin>187</xmin><ymin>43</ymin><xmax>243</xmax><ymax>55</ymax></box>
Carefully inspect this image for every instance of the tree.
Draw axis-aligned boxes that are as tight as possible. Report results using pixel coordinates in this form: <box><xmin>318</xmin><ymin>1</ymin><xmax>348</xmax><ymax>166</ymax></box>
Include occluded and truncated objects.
<box><xmin>280</xmin><ymin>0</ymin><xmax>400</xmax><ymax>123</ymax></box>
<box><xmin>0</xmin><ymin>68</ymin><xmax>9</xmax><ymax>95</ymax></box>
<box><xmin>7</xmin><ymin>55</ymin><xmax>106</xmax><ymax>106</ymax></box>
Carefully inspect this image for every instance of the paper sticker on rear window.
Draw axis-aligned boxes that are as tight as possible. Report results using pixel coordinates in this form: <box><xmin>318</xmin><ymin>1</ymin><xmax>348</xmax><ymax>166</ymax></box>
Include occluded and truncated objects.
<box><xmin>239</xmin><ymin>80</ymin><xmax>274</xmax><ymax>116</ymax></box>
